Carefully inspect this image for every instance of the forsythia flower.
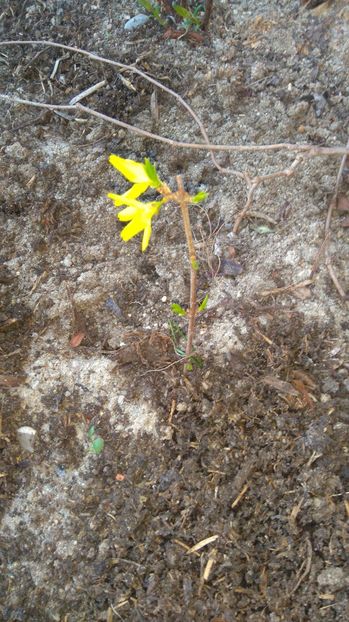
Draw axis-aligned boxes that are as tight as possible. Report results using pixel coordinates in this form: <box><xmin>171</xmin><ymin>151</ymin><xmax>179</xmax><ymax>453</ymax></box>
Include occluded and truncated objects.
<box><xmin>108</xmin><ymin>154</ymin><xmax>164</xmax><ymax>251</ymax></box>
<box><xmin>117</xmin><ymin>198</ymin><xmax>164</xmax><ymax>252</ymax></box>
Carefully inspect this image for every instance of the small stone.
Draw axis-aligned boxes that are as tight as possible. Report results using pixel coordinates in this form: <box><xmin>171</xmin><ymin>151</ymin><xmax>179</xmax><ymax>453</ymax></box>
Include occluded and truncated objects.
<box><xmin>159</xmin><ymin>425</ymin><xmax>173</xmax><ymax>441</ymax></box>
<box><xmin>288</xmin><ymin>101</ymin><xmax>310</xmax><ymax>119</ymax></box>
<box><xmin>161</xmin><ymin>296</ymin><xmax>167</xmax><ymax>303</ymax></box>
<box><xmin>317</xmin><ymin>566</ymin><xmax>347</xmax><ymax>590</ymax></box>
<box><xmin>124</xmin><ymin>14</ymin><xmax>150</xmax><ymax>31</ymax></box>
<box><xmin>322</xmin><ymin>377</ymin><xmax>339</xmax><ymax>395</ymax></box>
<box><xmin>61</xmin><ymin>255</ymin><xmax>72</xmax><ymax>268</ymax></box>
<box><xmin>5</xmin><ymin>142</ymin><xmax>28</xmax><ymax>160</ymax></box>
<box><xmin>17</xmin><ymin>426</ymin><xmax>37</xmax><ymax>452</ymax></box>
<box><xmin>176</xmin><ymin>402</ymin><xmax>188</xmax><ymax>413</ymax></box>
<box><xmin>250</xmin><ymin>61</ymin><xmax>266</xmax><ymax>81</ymax></box>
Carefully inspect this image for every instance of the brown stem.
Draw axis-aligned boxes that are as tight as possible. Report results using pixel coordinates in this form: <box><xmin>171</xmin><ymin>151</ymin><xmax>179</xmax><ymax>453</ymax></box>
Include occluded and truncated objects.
<box><xmin>176</xmin><ymin>176</ymin><xmax>198</xmax><ymax>359</ymax></box>
<box><xmin>201</xmin><ymin>0</ymin><xmax>213</xmax><ymax>31</ymax></box>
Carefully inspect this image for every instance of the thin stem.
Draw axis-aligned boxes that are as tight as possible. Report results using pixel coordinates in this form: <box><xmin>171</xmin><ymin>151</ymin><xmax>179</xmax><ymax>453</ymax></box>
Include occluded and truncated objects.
<box><xmin>1</xmin><ymin>92</ymin><xmax>347</xmax><ymax>158</ymax></box>
<box><xmin>176</xmin><ymin>176</ymin><xmax>197</xmax><ymax>359</ymax></box>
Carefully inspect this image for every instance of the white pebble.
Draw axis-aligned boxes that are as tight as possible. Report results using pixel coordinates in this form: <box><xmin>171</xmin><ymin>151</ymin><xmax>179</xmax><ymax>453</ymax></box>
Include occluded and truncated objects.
<box><xmin>17</xmin><ymin>426</ymin><xmax>37</xmax><ymax>452</ymax></box>
<box><xmin>124</xmin><ymin>14</ymin><xmax>150</xmax><ymax>31</ymax></box>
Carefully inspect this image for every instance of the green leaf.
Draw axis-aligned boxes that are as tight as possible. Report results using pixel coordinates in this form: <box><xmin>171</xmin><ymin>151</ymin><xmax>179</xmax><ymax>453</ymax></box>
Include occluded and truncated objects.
<box><xmin>173</xmin><ymin>4</ymin><xmax>201</xmax><ymax>26</ymax></box>
<box><xmin>191</xmin><ymin>190</ymin><xmax>208</xmax><ymax>203</ymax></box>
<box><xmin>184</xmin><ymin>362</ymin><xmax>193</xmax><ymax>371</ymax></box>
<box><xmin>87</xmin><ymin>425</ymin><xmax>95</xmax><ymax>440</ymax></box>
<box><xmin>175</xmin><ymin>346</ymin><xmax>186</xmax><ymax>357</ymax></box>
<box><xmin>198</xmin><ymin>294</ymin><xmax>209</xmax><ymax>312</ymax></box>
<box><xmin>138</xmin><ymin>0</ymin><xmax>153</xmax><ymax>11</ymax></box>
<box><xmin>144</xmin><ymin>158</ymin><xmax>161</xmax><ymax>188</ymax></box>
<box><xmin>91</xmin><ymin>437</ymin><xmax>104</xmax><ymax>455</ymax></box>
<box><xmin>191</xmin><ymin>259</ymin><xmax>199</xmax><ymax>271</ymax></box>
<box><xmin>138</xmin><ymin>0</ymin><xmax>167</xmax><ymax>25</ymax></box>
<box><xmin>171</xmin><ymin>302</ymin><xmax>186</xmax><ymax>316</ymax></box>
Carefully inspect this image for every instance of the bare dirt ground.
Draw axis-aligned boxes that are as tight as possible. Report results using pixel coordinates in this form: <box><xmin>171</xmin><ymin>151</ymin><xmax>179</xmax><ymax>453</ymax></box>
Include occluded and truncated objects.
<box><xmin>1</xmin><ymin>1</ymin><xmax>349</xmax><ymax>621</ymax></box>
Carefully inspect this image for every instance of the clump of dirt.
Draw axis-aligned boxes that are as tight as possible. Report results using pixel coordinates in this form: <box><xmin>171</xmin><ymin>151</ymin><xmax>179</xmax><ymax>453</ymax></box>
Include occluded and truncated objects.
<box><xmin>1</xmin><ymin>1</ymin><xmax>349</xmax><ymax>621</ymax></box>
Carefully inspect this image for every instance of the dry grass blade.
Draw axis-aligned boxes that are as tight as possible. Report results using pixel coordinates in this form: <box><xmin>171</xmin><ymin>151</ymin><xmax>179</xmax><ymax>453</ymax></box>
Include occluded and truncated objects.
<box><xmin>231</xmin><ymin>483</ymin><xmax>249</xmax><ymax>509</ymax></box>
<box><xmin>187</xmin><ymin>535</ymin><xmax>219</xmax><ymax>553</ymax></box>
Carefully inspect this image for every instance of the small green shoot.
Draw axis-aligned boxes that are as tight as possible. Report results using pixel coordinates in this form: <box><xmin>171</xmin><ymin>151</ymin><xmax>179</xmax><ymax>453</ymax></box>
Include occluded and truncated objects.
<box><xmin>87</xmin><ymin>425</ymin><xmax>95</xmax><ymax>440</ymax></box>
<box><xmin>88</xmin><ymin>424</ymin><xmax>104</xmax><ymax>455</ymax></box>
<box><xmin>198</xmin><ymin>293</ymin><xmax>209</xmax><ymax>312</ymax></box>
<box><xmin>173</xmin><ymin>3</ymin><xmax>203</xmax><ymax>28</ymax></box>
<box><xmin>137</xmin><ymin>1</ymin><xmax>167</xmax><ymax>26</ymax></box>
<box><xmin>91</xmin><ymin>437</ymin><xmax>104</xmax><ymax>455</ymax></box>
<box><xmin>144</xmin><ymin>157</ymin><xmax>162</xmax><ymax>188</ymax></box>
<box><xmin>191</xmin><ymin>190</ymin><xmax>208</xmax><ymax>203</ymax></box>
<box><xmin>171</xmin><ymin>302</ymin><xmax>186</xmax><ymax>316</ymax></box>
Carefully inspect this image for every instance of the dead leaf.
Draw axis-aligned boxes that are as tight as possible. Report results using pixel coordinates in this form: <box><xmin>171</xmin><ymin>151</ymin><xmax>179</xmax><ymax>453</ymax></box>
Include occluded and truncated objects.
<box><xmin>293</xmin><ymin>286</ymin><xmax>312</xmax><ymax>300</ymax></box>
<box><xmin>115</xmin><ymin>473</ymin><xmax>125</xmax><ymax>481</ymax></box>
<box><xmin>341</xmin><ymin>216</ymin><xmax>349</xmax><ymax>228</ymax></box>
<box><xmin>261</xmin><ymin>375</ymin><xmax>299</xmax><ymax>396</ymax></box>
<box><xmin>163</xmin><ymin>28</ymin><xmax>204</xmax><ymax>43</ymax></box>
<box><xmin>70</xmin><ymin>331</ymin><xmax>86</xmax><ymax>348</ymax></box>
<box><xmin>291</xmin><ymin>379</ymin><xmax>316</xmax><ymax>409</ymax></box>
<box><xmin>291</xmin><ymin>370</ymin><xmax>317</xmax><ymax>390</ymax></box>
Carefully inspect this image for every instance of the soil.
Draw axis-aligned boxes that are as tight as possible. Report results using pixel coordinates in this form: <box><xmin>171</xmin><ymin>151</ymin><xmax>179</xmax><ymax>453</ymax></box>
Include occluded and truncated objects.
<box><xmin>1</xmin><ymin>1</ymin><xmax>349</xmax><ymax>621</ymax></box>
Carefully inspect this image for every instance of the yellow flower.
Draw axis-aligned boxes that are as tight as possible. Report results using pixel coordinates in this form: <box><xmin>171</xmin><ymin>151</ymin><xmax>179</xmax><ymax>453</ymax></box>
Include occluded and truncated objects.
<box><xmin>108</xmin><ymin>194</ymin><xmax>163</xmax><ymax>252</ymax></box>
<box><xmin>109</xmin><ymin>154</ymin><xmax>161</xmax><ymax>190</ymax></box>
<box><xmin>108</xmin><ymin>154</ymin><xmax>165</xmax><ymax>250</ymax></box>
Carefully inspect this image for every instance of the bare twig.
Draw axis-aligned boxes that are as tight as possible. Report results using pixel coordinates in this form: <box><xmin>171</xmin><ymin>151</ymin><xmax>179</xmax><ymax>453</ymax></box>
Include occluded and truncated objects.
<box><xmin>201</xmin><ymin>0</ymin><xmax>213</xmax><ymax>30</ymax></box>
<box><xmin>1</xmin><ymin>92</ymin><xmax>346</xmax><ymax>160</ymax></box>
<box><xmin>232</xmin><ymin>155</ymin><xmax>304</xmax><ymax>233</ymax></box>
<box><xmin>0</xmin><ymin>41</ymin><xmax>347</xmax><ymax>159</ymax></box>
<box><xmin>68</xmin><ymin>80</ymin><xmax>106</xmax><ymax>105</ymax></box>
<box><xmin>176</xmin><ymin>176</ymin><xmax>198</xmax><ymax>359</ymax></box>
<box><xmin>259</xmin><ymin>279</ymin><xmax>314</xmax><ymax>298</ymax></box>
<box><xmin>323</xmin><ymin>137</ymin><xmax>349</xmax><ymax>300</ymax></box>
<box><xmin>233</xmin><ymin>181</ymin><xmax>259</xmax><ymax>234</ymax></box>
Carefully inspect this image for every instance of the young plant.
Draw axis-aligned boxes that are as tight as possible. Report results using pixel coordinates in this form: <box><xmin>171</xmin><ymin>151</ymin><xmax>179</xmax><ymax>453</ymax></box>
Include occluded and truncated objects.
<box><xmin>172</xmin><ymin>2</ymin><xmax>204</xmax><ymax>30</ymax></box>
<box><xmin>138</xmin><ymin>1</ymin><xmax>209</xmax><ymax>32</ymax></box>
<box><xmin>137</xmin><ymin>1</ymin><xmax>168</xmax><ymax>26</ymax></box>
<box><xmin>108</xmin><ymin>154</ymin><xmax>207</xmax><ymax>364</ymax></box>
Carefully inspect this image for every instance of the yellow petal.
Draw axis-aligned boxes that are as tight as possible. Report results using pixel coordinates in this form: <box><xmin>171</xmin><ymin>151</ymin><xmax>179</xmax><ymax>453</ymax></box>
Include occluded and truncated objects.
<box><xmin>125</xmin><ymin>182</ymin><xmax>149</xmax><ymax>199</ymax></box>
<box><xmin>108</xmin><ymin>192</ymin><xmax>130</xmax><ymax>207</ymax></box>
<box><xmin>120</xmin><ymin>218</ymin><xmax>145</xmax><ymax>242</ymax></box>
<box><xmin>142</xmin><ymin>223</ymin><xmax>152</xmax><ymax>252</ymax></box>
<box><xmin>109</xmin><ymin>155</ymin><xmax>150</xmax><ymax>183</ymax></box>
<box><xmin>118</xmin><ymin>206</ymin><xmax>138</xmax><ymax>222</ymax></box>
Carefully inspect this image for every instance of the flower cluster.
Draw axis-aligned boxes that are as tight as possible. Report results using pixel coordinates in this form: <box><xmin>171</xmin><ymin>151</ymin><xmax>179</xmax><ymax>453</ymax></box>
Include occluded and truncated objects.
<box><xmin>108</xmin><ymin>154</ymin><xmax>165</xmax><ymax>252</ymax></box>
<box><xmin>108</xmin><ymin>154</ymin><xmax>207</xmax><ymax>251</ymax></box>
